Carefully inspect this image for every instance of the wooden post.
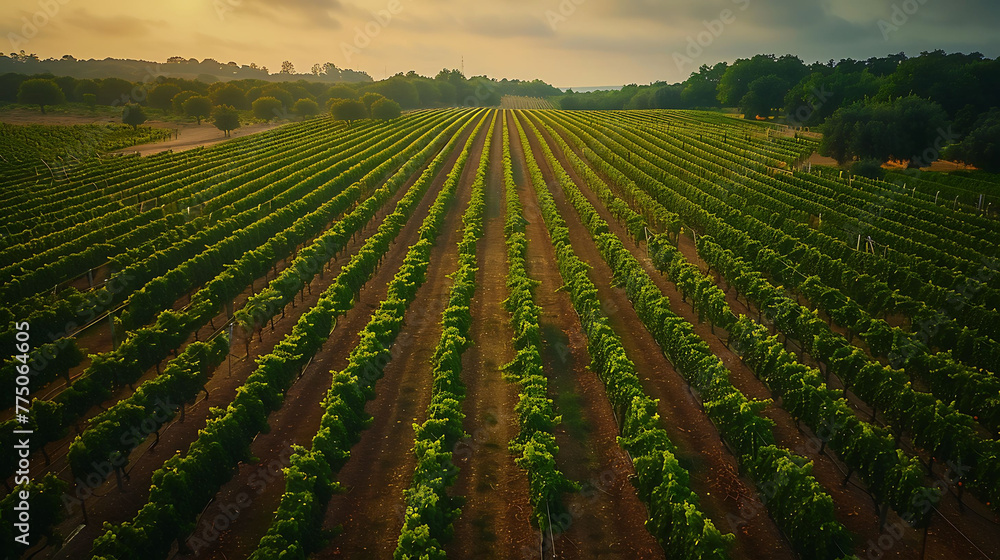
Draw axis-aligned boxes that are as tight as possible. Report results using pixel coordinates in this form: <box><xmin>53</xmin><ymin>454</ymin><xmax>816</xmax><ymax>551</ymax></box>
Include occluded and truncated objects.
<box><xmin>109</xmin><ymin>312</ymin><xmax>117</xmax><ymax>350</ymax></box>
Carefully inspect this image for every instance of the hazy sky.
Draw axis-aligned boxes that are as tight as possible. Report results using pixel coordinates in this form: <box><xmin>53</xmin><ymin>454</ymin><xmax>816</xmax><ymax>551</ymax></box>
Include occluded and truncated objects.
<box><xmin>4</xmin><ymin>0</ymin><xmax>999</xmax><ymax>86</ymax></box>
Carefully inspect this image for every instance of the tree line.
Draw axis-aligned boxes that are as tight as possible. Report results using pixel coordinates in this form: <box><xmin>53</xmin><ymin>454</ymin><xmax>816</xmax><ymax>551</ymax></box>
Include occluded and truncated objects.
<box><xmin>4</xmin><ymin>65</ymin><xmax>563</xmax><ymax>133</ymax></box>
<box><xmin>559</xmin><ymin>51</ymin><xmax>1000</xmax><ymax>172</ymax></box>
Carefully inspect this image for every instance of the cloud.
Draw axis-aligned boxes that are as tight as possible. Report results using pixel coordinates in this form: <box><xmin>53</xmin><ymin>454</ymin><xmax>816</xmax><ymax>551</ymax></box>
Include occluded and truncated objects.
<box><xmin>0</xmin><ymin>0</ymin><xmax>997</xmax><ymax>88</ymax></box>
<box><xmin>62</xmin><ymin>8</ymin><xmax>159</xmax><ymax>37</ymax></box>
<box><xmin>463</xmin><ymin>15</ymin><xmax>556</xmax><ymax>39</ymax></box>
<box><xmin>237</xmin><ymin>0</ymin><xmax>345</xmax><ymax>30</ymax></box>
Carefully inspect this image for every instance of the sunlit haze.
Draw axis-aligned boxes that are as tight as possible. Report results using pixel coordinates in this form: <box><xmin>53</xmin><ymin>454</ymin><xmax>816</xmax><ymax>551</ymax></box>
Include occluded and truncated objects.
<box><xmin>4</xmin><ymin>0</ymin><xmax>1000</xmax><ymax>86</ymax></box>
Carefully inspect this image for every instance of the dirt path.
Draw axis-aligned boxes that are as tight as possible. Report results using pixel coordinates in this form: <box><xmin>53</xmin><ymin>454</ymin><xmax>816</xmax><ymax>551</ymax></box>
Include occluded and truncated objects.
<box><xmin>110</xmin><ymin>122</ymin><xmax>283</xmax><ymax>156</ymax></box>
<box><xmin>516</xmin><ymin>112</ymin><xmax>794</xmax><ymax>560</ymax></box>
<box><xmin>536</xmin><ymin>114</ymin><xmax>1000</xmax><ymax>560</ymax></box>
<box><xmin>508</xmin><ymin>111</ymin><xmax>664</xmax><ymax>560</ymax></box>
<box><xmin>45</xmin><ymin>124</ymin><xmax>452</xmax><ymax>560</ymax></box>
<box><xmin>447</xmin><ymin>115</ymin><xmax>535</xmax><ymax>559</ymax></box>
<box><xmin>313</xmin><ymin>115</ymin><xmax>490</xmax><ymax>559</ymax></box>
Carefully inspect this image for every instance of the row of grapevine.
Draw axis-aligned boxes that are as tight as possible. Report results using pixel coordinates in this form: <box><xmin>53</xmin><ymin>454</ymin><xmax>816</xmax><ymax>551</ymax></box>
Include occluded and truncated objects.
<box><xmin>622</xmin><ymin>111</ymin><xmax>995</xmax><ymax>268</ymax></box>
<box><xmin>519</xmin><ymin>113</ymin><xmax>852</xmax><ymax>558</ymax></box>
<box><xmin>0</xmin><ymin>112</ymin><xmax>450</xmax><ymax>406</ymax></box>
<box><xmin>394</xmin><ymin>110</ymin><xmax>498</xmax><ymax>558</ymax></box>
<box><xmin>558</xmin><ymin>112</ymin><xmax>1000</xmax><ymax>509</ymax></box>
<box><xmin>548</xmin><ymin>110</ymin><xmax>1000</xmax><ymax>420</ymax></box>
<box><xmin>2</xmin><ymin>120</ymin><xmax>327</xmax><ymax>229</ymax></box>
<box><xmin>247</xmin><ymin>110</ymin><xmax>490</xmax><ymax>560</ymax></box>
<box><xmin>0</xmin><ymin>117</ymin><xmax>397</xmax><ymax>362</ymax></box>
<box><xmin>0</xmin><ymin>473</ymin><xmax>70</xmax><ymax>557</ymax></box>
<box><xmin>513</xmin><ymin>114</ymin><xmax>735</xmax><ymax>559</ymax></box>
<box><xmin>582</xmin><ymin>112</ymin><xmax>1000</xmax><ymax>371</ymax></box>
<box><xmin>1</xmin><ymin>112</ymin><xmax>441</xmax><ymax>338</ymax></box>
<box><xmin>647</xmin><ymin>235</ymin><xmax>938</xmax><ymax>525</ymax></box>
<box><xmin>89</xmin><ymin>109</ymin><xmax>487</xmax><ymax>560</ymax></box>
<box><xmin>546</xmin><ymin>111</ymin><xmax>995</xmax><ymax>516</ymax></box>
<box><xmin>690</xmin><ymin>234</ymin><xmax>1000</xmax><ymax>510</ymax></box>
<box><xmin>0</xmin><ymin>117</ymin><xmax>341</xmax><ymax>257</ymax></box>
<box><xmin>66</xmin><ymin>335</ymin><xmax>229</xmax><ymax>489</ymax></box>
<box><xmin>498</xmin><ymin>114</ymin><xmax>577</xmax><ymax>539</ymax></box>
<box><xmin>0</xmin><ymin>111</ymin><xmax>464</xmax><ymax>491</ymax></box>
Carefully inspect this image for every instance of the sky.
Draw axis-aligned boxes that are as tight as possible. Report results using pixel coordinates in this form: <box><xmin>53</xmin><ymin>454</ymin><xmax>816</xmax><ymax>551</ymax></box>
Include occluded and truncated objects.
<box><xmin>3</xmin><ymin>0</ymin><xmax>999</xmax><ymax>87</ymax></box>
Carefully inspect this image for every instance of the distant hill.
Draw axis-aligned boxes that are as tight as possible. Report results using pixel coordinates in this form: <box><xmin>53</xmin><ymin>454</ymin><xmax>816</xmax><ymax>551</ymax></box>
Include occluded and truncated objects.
<box><xmin>0</xmin><ymin>54</ymin><xmax>372</xmax><ymax>84</ymax></box>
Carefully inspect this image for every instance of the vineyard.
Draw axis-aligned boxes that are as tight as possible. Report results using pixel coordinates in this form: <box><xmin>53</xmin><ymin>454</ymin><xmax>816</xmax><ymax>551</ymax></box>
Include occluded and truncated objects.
<box><xmin>2</xmin><ymin>108</ymin><xmax>999</xmax><ymax>560</ymax></box>
<box><xmin>501</xmin><ymin>96</ymin><xmax>556</xmax><ymax>110</ymax></box>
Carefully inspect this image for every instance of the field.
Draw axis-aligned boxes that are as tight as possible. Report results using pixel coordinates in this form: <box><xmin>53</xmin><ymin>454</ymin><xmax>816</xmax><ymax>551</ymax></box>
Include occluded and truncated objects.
<box><xmin>2</xmin><ymin>108</ymin><xmax>1000</xmax><ymax>560</ymax></box>
<box><xmin>502</xmin><ymin>96</ymin><xmax>557</xmax><ymax>110</ymax></box>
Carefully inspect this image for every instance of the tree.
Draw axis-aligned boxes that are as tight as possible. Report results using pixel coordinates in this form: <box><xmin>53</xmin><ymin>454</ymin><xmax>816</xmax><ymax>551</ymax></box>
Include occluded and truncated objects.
<box><xmin>360</xmin><ymin>91</ymin><xmax>386</xmax><ymax>113</ymax></box>
<box><xmin>183</xmin><ymin>95</ymin><xmax>213</xmax><ymax>124</ymax></box>
<box><xmin>370</xmin><ymin>98</ymin><xmax>402</xmax><ymax>120</ymax></box>
<box><xmin>681</xmin><ymin>62</ymin><xmax>728</xmax><ymax>108</ymax></box>
<box><xmin>171</xmin><ymin>90</ymin><xmax>197</xmax><ymax>113</ymax></box>
<box><xmin>739</xmin><ymin>74</ymin><xmax>788</xmax><ymax>118</ymax></box>
<box><xmin>54</xmin><ymin>75</ymin><xmax>77</xmax><ymax>102</ymax></box>
<box><xmin>17</xmin><ymin>78</ymin><xmax>65</xmax><ymax>113</ymax></box>
<box><xmin>122</xmin><ymin>103</ymin><xmax>147</xmax><ymax>129</ymax></box>
<box><xmin>293</xmin><ymin>98</ymin><xmax>319</xmax><ymax>119</ymax></box>
<box><xmin>329</xmin><ymin>99</ymin><xmax>367</xmax><ymax>126</ymax></box>
<box><xmin>718</xmin><ymin>54</ymin><xmax>807</xmax><ymax>107</ymax></box>
<box><xmin>412</xmin><ymin>78</ymin><xmax>441</xmax><ymax>106</ymax></box>
<box><xmin>950</xmin><ymin>108</ymin><xmax>1000</xmax><ymax>172</ymax></box>
<box><xmin>148</xmin><ymin>83</ymin><xmax>182</xmax><ymax>110</ymax></box>
<box><xmin>82</xmin><ymin>93</ymin><xmax>97</xmax><ymax>106</ymax></box>
<box><xmin>325</xmin><ymin>85</ymin><xmax>357</xmax><ymax>102</ymax></box>
<box><xmin>365</xmin><ymin>75</ymin><xmax>421</xmax><ymax>108</ymax></box>
<box><xmin>311</xmin><ymin>63</ymin><xmax>323</xmax><ymax>76</ymax></box>
<box><xmin>97</xmin><ymin>77</ymin><xmax>133</xmax><ymax>105</ymax></box>
<box><xmin>280</xmin><ymin>60</ymin><xmax>295</xmax><ymax>74</ymax></box>
<box><xmin>783</xmin><ymin>70</ymin><xmax>882</xmax><ymax>127</ymax></box>
<box><xmin>212</xmin><ymin>105</ymin><xmax>241</xmax><ymax>136</ymax></box>
<box><xmin>821</xmin><ymin>95</ymin><xmax>950</xmax><ymax>166</ymax></box>
<box><xmin>73</xmin><ymin>78</ymin><xmax>98</xmax><ymax>102</ymax></box>
<box><xmin>252</xmin><ymin>96</ymin><xmax>283</xmax><ymax>121</ymax></box>
<box><xmin>209</xmin><ymin>83</ymin><xmax>247</xmax><ymax>109</ymax></box>
<box><xmin>259</xmin><ymin>85</ymin><xmax>292</xmax><ymax>108</ymax></box>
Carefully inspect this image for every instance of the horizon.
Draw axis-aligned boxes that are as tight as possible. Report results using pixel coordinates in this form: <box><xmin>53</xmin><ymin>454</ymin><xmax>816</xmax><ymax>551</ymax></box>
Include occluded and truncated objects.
<box><xmin>4</xmin><ymin>0</ymin><xmax>1000</xmax><ymax>86</ymax></box>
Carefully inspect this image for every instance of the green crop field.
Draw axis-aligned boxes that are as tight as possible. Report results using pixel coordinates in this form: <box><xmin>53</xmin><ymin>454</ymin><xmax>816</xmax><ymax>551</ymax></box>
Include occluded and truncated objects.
<box><xmin>2</xmin><ymin>108</ymin><xmax>999</xmax><ymax>560</ymax></box>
